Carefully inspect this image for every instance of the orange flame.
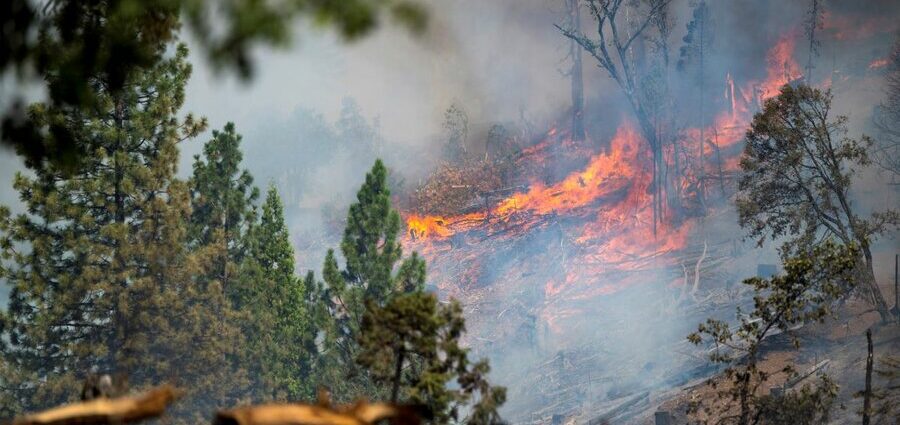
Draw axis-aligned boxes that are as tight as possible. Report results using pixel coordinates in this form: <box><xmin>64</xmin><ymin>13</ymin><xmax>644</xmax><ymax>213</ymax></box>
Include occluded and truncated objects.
<box><xmin>869</xmin><ymin>58</ymin><xmax>889</xmax><ymax>70</ymax></box>
<box><xmin>402</xmin><ymin>32</ymin><xmax>805</xmax><ymax>331</ymax></box>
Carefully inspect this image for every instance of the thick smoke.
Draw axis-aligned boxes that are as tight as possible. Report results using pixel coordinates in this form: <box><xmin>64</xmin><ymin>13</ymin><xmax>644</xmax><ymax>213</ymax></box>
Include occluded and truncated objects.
<box><xmin>1</xmin><ymin>0</ymin><xmax>898</xmax><ymax>420</ymax></box>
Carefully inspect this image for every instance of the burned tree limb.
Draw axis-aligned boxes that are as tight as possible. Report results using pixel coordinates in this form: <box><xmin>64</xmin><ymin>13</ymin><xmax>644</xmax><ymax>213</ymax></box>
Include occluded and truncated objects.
<box><xmin>12</xmin><ymin>385</ymin><xmax>180</xmax><ymax>425</ymax></box>
<box><xmin>691</xmin><ymin>240</ymin><xmax>708</xmax><ymax>301</ymax></box>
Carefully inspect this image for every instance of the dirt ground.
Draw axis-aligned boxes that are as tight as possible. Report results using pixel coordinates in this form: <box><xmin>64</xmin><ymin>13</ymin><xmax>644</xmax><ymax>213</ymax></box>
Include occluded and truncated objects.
<box><xmin>639</xmin><ymin>297</ymin><xmax>900</xmax><ymax>425</ymax></box>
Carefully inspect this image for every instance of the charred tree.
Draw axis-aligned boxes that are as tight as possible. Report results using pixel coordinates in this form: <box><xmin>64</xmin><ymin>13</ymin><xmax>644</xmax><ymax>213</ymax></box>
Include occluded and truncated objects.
<box><xmin>557</xmin><ymin>0</ymin><xmax>672</xmax><ymax>235</ymax></box>
<box><xmin>679</xmin><ymin>0</ymin><xmax>713</xmax><ymax>212</ymax></box>
<box><xmin>862</xmin><ymin>328</ymin><xmax>873</xmax><ymax>425</ymax></box>
<box><xmin>443</xmin><ymin>103</ymin><xmax>470</xmax><ymax>163</ymax></box>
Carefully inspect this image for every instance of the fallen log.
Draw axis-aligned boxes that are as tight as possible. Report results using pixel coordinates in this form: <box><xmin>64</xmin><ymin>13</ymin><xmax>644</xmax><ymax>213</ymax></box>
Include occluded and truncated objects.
<box><xmin>587</xmin><ymin>391</ymin><xmax>649</xmax><ymax>425</ymax></box>
<box><xmin>12</xmin><ymin>385</ymin><xmax>179</xmax><ymax>425</ymax></box>
<box><xmin>785</xmin><ymin>359</ymin><xmax>830</xmax><ymax>389</ymax></box>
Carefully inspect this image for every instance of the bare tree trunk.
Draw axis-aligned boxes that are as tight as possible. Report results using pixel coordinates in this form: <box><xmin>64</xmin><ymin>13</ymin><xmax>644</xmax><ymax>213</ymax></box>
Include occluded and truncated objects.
<box><xmin>712</xmin><ymin>129</ymin><xmax>726</xmax><ymax>197</ymax></box>
<box><xmin>894</xmin><ymin>254</ymin><xmax>900</xmax><ymax>323</ymax></box>
<box><xmin>863</xmin><ymin>328</ymin><xmax>873</xmax><ymax>425</ymax></box>
<box><xmin>391</xmin><ymin>347</ymin><xmax>406</xmax><ymax>403</ymax></box>
<box><xmin>738</xmin><ymin>364</ymin><xmax>752</xmax><ymax>425</ymax></box>
<box><xmin>697</xmin><ymin>12</ymin><xmax>706</xmax><ymax>213</ymax></box>
<box><xmin>860</xmin><ymin>242</ymin><xmax>892</xmax><ymax>322</ymax></box>
<box><xmin>567</xmin><ymin>0</ymin><xmax>586</xmax><ymax>142</ymax></box>
<box><xmin>805</xmin><ymin>0</ymin><xmax>821</xmax><ymax>82</ymax></box>
<box><xmin>833</xmin><ymin>183</ymin><xmax>892</xmax><ymax>322</ymax></box>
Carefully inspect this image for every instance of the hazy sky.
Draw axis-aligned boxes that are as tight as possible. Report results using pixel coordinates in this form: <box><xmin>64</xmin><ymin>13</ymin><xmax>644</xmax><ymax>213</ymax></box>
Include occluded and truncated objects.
<box><xmin>2</xmin><ymin>0</ymin><xmax>899</xmax><ymax>299</ymax></box>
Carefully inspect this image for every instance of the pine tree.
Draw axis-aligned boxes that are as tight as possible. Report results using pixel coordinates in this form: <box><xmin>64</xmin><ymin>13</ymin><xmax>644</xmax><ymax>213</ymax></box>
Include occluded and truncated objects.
<box><xmin>0</xmin><ymin>45</ymin><xmax>246</xmax><ymax>420</ymax></box>
<box><xmin>239</xmin><ymin>186</ymin><xmax>315</xmax><ymax>401</ymax></box>
<box><xmin>357</xmin><ymin>292</ymin><xmax>506</xmax><ymax>424</ymax></box>
<box><xmin>190</xmin><ymin>122</ymin><xmax>259</xmax><ymax>301</ymax></box>
<box><xmin>313</xmin><ymin>159</ymin><xmax>426</xmax><ymax>401</ymax></box>
<box><xmin>340</xmin><ymin>159</ymin><xmax>403</xmax><ymax>300</ymax></box>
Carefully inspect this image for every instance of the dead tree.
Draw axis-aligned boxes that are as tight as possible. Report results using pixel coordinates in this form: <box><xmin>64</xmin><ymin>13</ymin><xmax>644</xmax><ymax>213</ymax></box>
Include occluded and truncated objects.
<box><xmin>863</xmin><ymin>328</ymin><xmax>873</xmax><ymax>425</ymax></box>
<box><xmin>804</xmin><ymin>0</ymin><xmax>824</xmax><ymax>82</ymax></box>
<box><xmin>557</xmin><ymin>0</ymin><xmax>672</xmax><ymax>235</ymax></box>
<box><xmin>563</xmin><ymin>0</ymin><xmax>586</xmax><ymax>142</ymax></box>
<box><xmin>872</xmin><ymin>36</ymin><xmax>900</xmax><ymax>183</ymax></box>
<box><xmin>679</xmin><ymin>0</ymin><xmax>713</xmax><ymax>211</ymax></box>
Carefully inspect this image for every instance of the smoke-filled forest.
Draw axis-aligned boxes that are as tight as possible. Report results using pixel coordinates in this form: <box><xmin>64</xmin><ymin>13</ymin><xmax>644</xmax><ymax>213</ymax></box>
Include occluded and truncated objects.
<box><xmin>1</xmin><ymin>1</ymin><xmax>899</xmax><ymax>424</ymax></box>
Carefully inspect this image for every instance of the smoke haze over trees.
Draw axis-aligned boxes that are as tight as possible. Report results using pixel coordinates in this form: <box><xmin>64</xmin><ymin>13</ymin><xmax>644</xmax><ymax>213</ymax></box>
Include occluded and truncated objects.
<box><xmin>1</xmin><ymin>0</ymin><xmax>899</xmax><ymax>424</ymax></box>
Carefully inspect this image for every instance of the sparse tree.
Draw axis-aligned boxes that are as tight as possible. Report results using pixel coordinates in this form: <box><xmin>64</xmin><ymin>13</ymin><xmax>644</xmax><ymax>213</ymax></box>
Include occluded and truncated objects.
<box><xmin>737</xmin><ymin>85</ymin><xmax>898</xmax><ymax>322</ymax></box>
<box><xmin>337</xmin><ymin>98</ymin><xmax>383</xmax><ymax>160</ymax></box>
<box><xmin>687</xmin><ymin>241</ymin><xmax>856</xmax><ymax>425</ymax></box>
<box><xmin>443</xmin><ymin>104</ymin><xmax>470</xmax><ymax>163</ymax></box>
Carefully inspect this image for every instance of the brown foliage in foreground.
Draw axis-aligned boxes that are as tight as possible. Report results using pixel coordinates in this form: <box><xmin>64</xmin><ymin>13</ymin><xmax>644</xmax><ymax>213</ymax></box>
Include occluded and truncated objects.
<box><xmin>11</xmin><ymin>387</ymin><xmax>422</xmax><ymax>425</ymax></box>
<box><xmin>11</xmin><ymin>386</ymin><xmax>180</xmax><ymax>425</ymax></box>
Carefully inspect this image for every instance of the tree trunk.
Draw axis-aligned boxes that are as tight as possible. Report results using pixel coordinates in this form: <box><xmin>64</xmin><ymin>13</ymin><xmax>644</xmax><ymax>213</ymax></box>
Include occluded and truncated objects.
<box><xmin>111</xmin><ymin>97</ymin><xmax>128</xmax><ymax>373</ymax></box>
<box><xmin>860</xmin><ymin>242</ymin><xmax>892</xmax><ymax>322</ymax></box>
<box><xmin>738</xmin><ymin>370</ymin><xmax>751</xmax><ymax>425</ymax></box>
<box><xmin>697</xmin><ymin>12</ymin><xmax>706</xmax><ymax>213</ymax></box>
<box><xmin>567</xmin><ymin>0</ymin><xmax>585</xmax><ymax>142</ymax></box>
<box><xmin>712</xmin><ymin>131</ymin><xmax>726</xmax><ymax>197</ymax></box>
<box><xmin>862</xmin><ymin>328</ymin><xmax>872</xmax><ymax>425</ymax></box>
<box><xmin>629</xmin><ymin>101</ymin><xmax>662</xmax><ymax>236</ymax></box>
<box><xmin>834</xmin><ymin>183</ymin><xmax>892</xmax><ymax>322</ymax></box>
<box><xmin>391</xmin><ymin>346</ymin><xmax>406</xmax><ymax>403</ymax></box>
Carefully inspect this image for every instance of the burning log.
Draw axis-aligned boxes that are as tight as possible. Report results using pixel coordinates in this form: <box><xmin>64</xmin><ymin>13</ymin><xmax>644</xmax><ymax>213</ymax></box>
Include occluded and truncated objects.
<box><xmin>213</xmin><ymin>401</ymin><xmax>422</xmax><ymax>425</ymax></box>
<box><xmin>11</xmin><ymin>385</ymin><xmax>180</xmax><ymax>425</ymax></box>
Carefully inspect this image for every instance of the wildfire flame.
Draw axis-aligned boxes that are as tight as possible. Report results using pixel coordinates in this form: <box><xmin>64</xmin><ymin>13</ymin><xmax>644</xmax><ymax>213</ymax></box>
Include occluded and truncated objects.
<box><xmin>401</xmin><ymin>32</ymin><xmax>804</xmax><ymax>336</ymax></box>
<box><xmin>406</xmin><ymin>124</ymin><xmax>642</xmax><ymax>243</ymax></box>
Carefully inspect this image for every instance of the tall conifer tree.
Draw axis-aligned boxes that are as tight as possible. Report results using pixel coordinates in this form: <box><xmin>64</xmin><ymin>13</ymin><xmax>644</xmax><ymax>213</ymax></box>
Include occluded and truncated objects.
<box><xmin>0</xmin><ymin>45</ymin><xmax>246</xmax><ymax>420</ymax></box>
<box><xmin>314</xmin><ymin>159</ymin><xmax>426</xmax><ymax>401</ymax></box>
<box><xmin>190</xmin><ymin>122</ymin><xmax>259</xmax><ymax>300</ymax></box>
<box><xmin>239</xmin><ymin>186</ymin><xmax>315</xmax><ymax>401</ymax></box>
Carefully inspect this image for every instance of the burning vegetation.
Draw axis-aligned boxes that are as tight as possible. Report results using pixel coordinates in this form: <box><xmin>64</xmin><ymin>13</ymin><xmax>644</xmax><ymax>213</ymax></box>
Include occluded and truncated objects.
<box><xmin>1</xmin><ymin>1</ymin><xmax>899</xmax><ymax>425</ymax></box>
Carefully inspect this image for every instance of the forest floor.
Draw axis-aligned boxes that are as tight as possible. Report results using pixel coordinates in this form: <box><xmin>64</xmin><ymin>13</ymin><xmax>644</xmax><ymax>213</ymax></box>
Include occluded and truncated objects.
<box><xmin>635</xmin><ymin>294</ymin><xmax>900</xmax><ymax>425</ymax></box>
